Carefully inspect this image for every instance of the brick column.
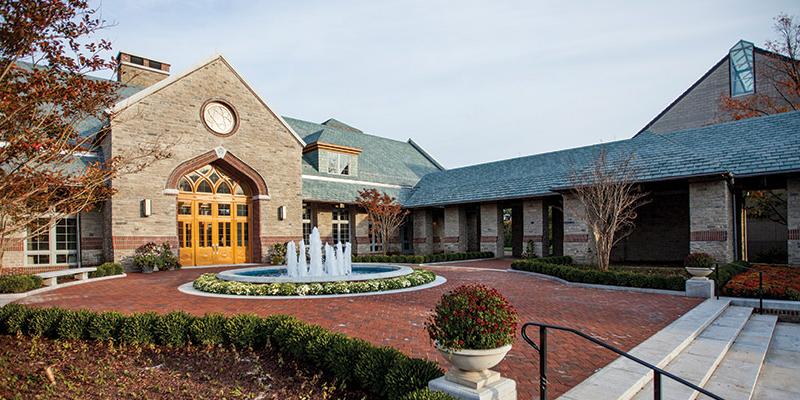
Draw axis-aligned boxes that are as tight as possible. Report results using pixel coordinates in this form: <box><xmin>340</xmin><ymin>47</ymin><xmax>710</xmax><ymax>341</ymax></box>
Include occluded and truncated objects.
<box><xmin>522</xmin><ymin>199</ymin><xmax>545</xmax><ymax>257</ymax></box>
<box><xmin>413</xmin><ymin>208</ymin><xmax>433</xmax><ymax>255</ymax></box>
<box><xmin>443</xmin><ymin>206</ymin><xmax>467</xmax><ymax>253</ymax></box>
<box><xmin>354</xmin><ymin>211</ymin><xmax>370</xmax><ymax>254</ymax></box>
<box><xmin>689</xmin><ymin>180</ymin><xmax>734</xmax><ymax>262</ymax></box>
<box><xmin>563</xmin><ymin>193</ymin><xmax>592</xmax><ymax>264</ymax></box>
<box><xmin>788</xmin><ymin>177</ymin><xmax>800</xmax><ymax>264</ymax></box>
<box><xmin>479</xmin><ymin>203</ymin><xmax>503</xmax><ymax>256</ymax></box>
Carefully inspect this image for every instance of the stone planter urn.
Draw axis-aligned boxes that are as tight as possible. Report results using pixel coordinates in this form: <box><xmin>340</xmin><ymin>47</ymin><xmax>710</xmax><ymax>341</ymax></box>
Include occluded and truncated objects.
<box><xmin>437</xmin><ymin>343</ymin><xmax>512</xmax><ymax>374</ymax></box>
<box><xmin>431</xmin><ymin>343</ymin><xmax>516</xmax><ymax>399</ymax></box>
<box><xmin>685</xmin><ymin>266</ymin><xmax>714</xmax><ymax>279</ymax></box>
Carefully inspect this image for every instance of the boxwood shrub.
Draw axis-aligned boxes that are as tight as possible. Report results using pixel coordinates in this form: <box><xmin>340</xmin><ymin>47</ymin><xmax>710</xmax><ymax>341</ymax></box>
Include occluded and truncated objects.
<box><xmin>511</xmin><ymin>259</ymin><xmax>686</xmax><ymax>291</ymax></box>
<box><xmin>352</xmin><ymin>251</ymin><xmax>493</xmax><ymax>264</ymax></box>
<box><xmin>89</xmin><ymin>262</ymin><xmax>124</xmax><ymax>278</ymax></box>
<box><xmin>0</xmin><ymin>304</ymin><xmax>451</xmax><ymax>399</ymax></box>
<box><xmin>0</xmin><ymin>274</ymin><xmax>42</xmax><ymax>294</ymax></box>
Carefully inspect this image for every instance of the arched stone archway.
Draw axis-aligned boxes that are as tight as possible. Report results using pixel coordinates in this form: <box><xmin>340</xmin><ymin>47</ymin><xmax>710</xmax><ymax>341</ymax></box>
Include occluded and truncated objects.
<box><xmin>166</xmin><ymin>148</ymin><xmax>268</xmax><ymax>264</ymax></box>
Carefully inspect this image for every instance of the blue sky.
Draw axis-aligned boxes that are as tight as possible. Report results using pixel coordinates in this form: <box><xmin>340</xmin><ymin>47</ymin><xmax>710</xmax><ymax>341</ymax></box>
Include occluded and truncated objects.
<box><xmin>94</xmin><ymin>0</ymin><xmax>797</xmax><ymax>168</ymax></box>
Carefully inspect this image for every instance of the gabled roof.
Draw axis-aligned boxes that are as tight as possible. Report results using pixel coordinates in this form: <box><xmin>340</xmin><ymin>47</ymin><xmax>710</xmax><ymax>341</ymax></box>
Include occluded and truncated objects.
<box><xmin>404</xmin><ymin>111</ymin><xmax>800</xmax><ymax>207</ymax></box>
<box><xmin>110</xmin><ymin>54</ymin><xmax>306</xmax><ymax>147</ymax></box>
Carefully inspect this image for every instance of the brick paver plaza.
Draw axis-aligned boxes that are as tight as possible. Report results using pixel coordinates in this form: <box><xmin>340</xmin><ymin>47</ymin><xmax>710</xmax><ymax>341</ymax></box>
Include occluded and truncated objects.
<box><xmin>17</xmin><ymin>259</ymin><xmax>701</xmax><ymax>397</ymax></box>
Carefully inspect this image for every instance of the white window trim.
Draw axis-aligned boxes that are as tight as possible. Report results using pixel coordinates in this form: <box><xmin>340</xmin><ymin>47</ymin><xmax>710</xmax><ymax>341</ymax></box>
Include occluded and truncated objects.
<box><xmin>24</xmin><ymin>216</ymin><xmax>80</xmax><ymax>267</ymax></box>
<box><xmin>331</xmin><ymin>208</ymin><xmax>351</xmax><ymax>244</ymax></box>
<box><xmin>326</xmin><ymin>153</ymin><xmax>351</xmax><ymax>176</ymax></box>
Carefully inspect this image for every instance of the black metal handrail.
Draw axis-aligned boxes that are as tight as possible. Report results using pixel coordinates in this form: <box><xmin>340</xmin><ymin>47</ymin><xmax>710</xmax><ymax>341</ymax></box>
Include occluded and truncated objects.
<box><xmin>521</xmin><ymin>322</ymin><xmax>724</xmax><ymax>400</ymax></box>
<box><xmin>714</xmin><ymin>262</ymin><xmax>766</xmax><ymax>313</ymax></box>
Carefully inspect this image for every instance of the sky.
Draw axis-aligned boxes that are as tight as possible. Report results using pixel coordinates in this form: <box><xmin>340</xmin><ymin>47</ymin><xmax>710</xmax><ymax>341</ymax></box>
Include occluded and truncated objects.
<box><xmin>92</xmin><ymin>0</ymin><xmax>797</xmax><ymax>168</ymax></box>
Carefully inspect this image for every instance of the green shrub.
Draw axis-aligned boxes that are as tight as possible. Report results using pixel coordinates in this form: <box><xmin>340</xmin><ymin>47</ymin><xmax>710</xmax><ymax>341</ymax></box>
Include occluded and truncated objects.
<box><xmin>511</xmin><ymin>259</ymin><xmax>685</xmax><ymax>291</ymax></box>
<box><xmin>401</xmin><ymin>389</ymin><xmax>458</xmax><ymax>400</ymax></box>
<box><xmin>224</xmin><ymin>314</ymin><xmax>264</xmax><ymax>348</ymax></box>
<box><xmin>355</xmin><ymin>346</ymin><xmax>404</xmax><ymax>397</ymax></box>
<box><xmin>57</xmin><ymin>309</ymin><xmax>92</xmax><ymax>340</ymax></box>
<box><xmin>26</xmin><ymin>307</ymin><xmax>63</xmax><ymax>338</ymax></box>
<box><xmin>0</xmin><ymin>274</ymin><xmax>42</xmax><ymax>293</ymax></box>
<box><xmin>385</xmin><ymin>358</ymin><xmax>445</xmax><ymax>400</ymax></box>
<box><xmin>133</xmin><ymin>242</ymin><xmax>179</xmax><ymax>273</ymax></box>
<box><xmin>89</xmin><ymin>262</ymin><xmax>124</xmax><ymax>278</ymax></box>
<box><xmin>0</xmin><ymin>303</ymin><xmax>30</xmax><ymax>335</ymax></box>
<box><xmin>119</xmin><ymin>312</ymin><xmax>156</xmax><ymax>345</ymax></box>
<box><xmin>269</xmin><ymin>242</ymin><xmax>287</xmax><ymax>265</ymax></box>
<box><xmin>684</xmin><ymin>252</ymin><xmax>715</xmax><ymax>268</ymax></box>
<box><xmin>153</xmin><ymin>311</ymin><xmax>194</xmax><ymax>347</ymax></box>
<box><xmin>351</xmin><ymin>251</ymin><xmax>493</xmax><ymax>264</ymax></box>
<box><xmin>88</xmin><ymin>311</ymin><xmax>123</xmax><ymax>341</ymax></box>
<box><xmin>189</xmin><ymin>313</ymin><xmax>227</xmax><ymax>346</ymax></box>
<box><xmin>322</xmin><ymin>334</ymin><xmax>372</xmax><ymax>383</ymax></box>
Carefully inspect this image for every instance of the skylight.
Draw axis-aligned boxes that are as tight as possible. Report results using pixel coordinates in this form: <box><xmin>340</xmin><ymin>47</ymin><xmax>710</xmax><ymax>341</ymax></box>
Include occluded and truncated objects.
<box><xmin>729</xmin><ymin>40</ymin><xmax>755</xmax><ymax>97</ymax></box>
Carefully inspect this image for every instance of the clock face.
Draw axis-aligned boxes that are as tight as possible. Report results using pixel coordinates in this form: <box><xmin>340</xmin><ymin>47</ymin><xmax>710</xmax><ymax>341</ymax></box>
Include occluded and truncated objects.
<box><xmin>203</xmin><ymin>101</ymin><xmax>236</xmax><ymax>135</ymax></box>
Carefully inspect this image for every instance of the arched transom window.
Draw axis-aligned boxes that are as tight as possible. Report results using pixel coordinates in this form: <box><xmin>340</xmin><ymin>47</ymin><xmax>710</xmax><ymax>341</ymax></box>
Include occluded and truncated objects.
<box><xmin>178</xmin><ymin>164</ymin><xmax>246</xmax><ymax>196</ymax></box>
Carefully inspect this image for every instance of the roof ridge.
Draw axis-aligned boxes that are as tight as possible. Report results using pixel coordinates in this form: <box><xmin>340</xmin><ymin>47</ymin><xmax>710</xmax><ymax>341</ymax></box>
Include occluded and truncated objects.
<box><xmin>283</xmin><ymin>115</ymin><xmax>420</xmax><ymax>147</ymax></box>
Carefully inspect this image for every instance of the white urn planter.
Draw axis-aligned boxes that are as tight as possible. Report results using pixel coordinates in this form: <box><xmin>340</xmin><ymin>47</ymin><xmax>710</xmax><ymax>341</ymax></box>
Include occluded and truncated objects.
<box><xmin>430</xmin><ymin>343</ymin><xmax>517</xmax><ymax>399</ymax></box>
<box><xmin>685</xmin><ymin>266</ymin><xmax>714</xmax><ymax>279</ymax></box>
<box><xmin>436</xmin><ymin>343</ymin><xmax>512</xmax><ymax>372</ymax></box>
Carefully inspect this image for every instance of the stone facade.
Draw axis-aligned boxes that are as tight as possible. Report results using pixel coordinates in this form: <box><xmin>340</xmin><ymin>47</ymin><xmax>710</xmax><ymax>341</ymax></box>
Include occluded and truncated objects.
<box><xmin>689</xmin><ymin>180</ymin><xmax>734</xmax><ymax>262</ymax></box>
<box><xmin>788</xmin><ymin>177</ymin><xmax>800</xmax><ymax>264</ymax></box>
<box><xmin>105</xmin><ymin>57</ymin><xmax>304</xmax><ymax>266</ymax></box>
<box><xmin>562</xmin><ymin>193</ymin><xmax>593</xmax><ymax>264</ymax></box>
<box><xmin>479</xmin><ymin>203</ymin><xmax>503</xmax><ymax>256</ymax></box>
<box><xmin>413</xmin><ymin>209</ymin><xmax>433</xmax><ymax>255</ymax></box>
<box><xmin>443</xmin><ymin>205</ymin><xmax>467</xmax><ymax>253</ymax></box>
<box><xmin>522</xmin><ymin>199</ymin><xmax>545</xmax><ymax>257</ymax></box>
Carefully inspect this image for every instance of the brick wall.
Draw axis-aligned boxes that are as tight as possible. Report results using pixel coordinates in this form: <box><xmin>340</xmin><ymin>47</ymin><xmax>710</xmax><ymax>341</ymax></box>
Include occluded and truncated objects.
<box><xmin>788</xmin><ymin>177</ymin><xmax>800</xmax><ymax>264</ymax></box>
<box><xmin>689</xmin><ymin>180</ymin><xmax>734</xmax><ymax>262</ymax></box>
<box><xmin>443</xmin><ymin>205</ymin><xmax>467</xmax><ymax>253</ymax></box>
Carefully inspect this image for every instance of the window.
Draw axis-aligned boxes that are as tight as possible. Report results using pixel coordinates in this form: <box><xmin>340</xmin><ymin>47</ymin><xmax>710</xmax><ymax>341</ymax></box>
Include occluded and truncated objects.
<box><xmin>326</xmin><ymin>153</ymin><xmax>351</xmax><ymax>176</ymax></box>
<box><xmin>332</xmin><ymin>207</ymin><xmax>350</xmax><ymax>244</ymax></box>
<box><xmin>302</xmin><ymin>204</ymin><xmax>312</xmax><ymax>243</ymax></box>
<box><xmin>730</xmin><ymin>40</ymin><xmax>755</xmax><ymax>97</ymax></box>
<box><xmin>26</xmin><ymin>217</ymin><xmax>78</xmax><ymax>266</ymax></box>
<box><xmin>368</xmin><ymin>221</ymin><xmax>383</xmax><ymax>252</ymax></box>
<box><xmin>148</xmin><ymin>60</ymin><xmax>162</xmax><ymax>70</ymax></box>
<box><xmin>129</xmin><ymin>55</ymin><xmax>144</xmax><ymax>65</ymax></box>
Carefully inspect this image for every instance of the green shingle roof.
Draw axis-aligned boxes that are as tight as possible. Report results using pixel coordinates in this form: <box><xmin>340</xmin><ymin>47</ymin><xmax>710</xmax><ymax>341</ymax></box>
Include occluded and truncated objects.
<box><xmin>404</xmin><ymin>111</ymin><xmax>800</xmax><ymax>207</ymax></box>
<box><xmin>284</xmin><ymin>116</ymin><xmax>443</xmax><ymax>203</ymax></box>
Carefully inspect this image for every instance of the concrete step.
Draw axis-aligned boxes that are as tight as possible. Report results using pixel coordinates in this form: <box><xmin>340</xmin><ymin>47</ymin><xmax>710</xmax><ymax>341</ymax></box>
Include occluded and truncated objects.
<box><xmin>697</xmin><ymin>314</ymin><xmax>777</xmax><ymax>400</ymax></box>
<box><xmin>558</xmin><ymin>299</ymin><xmax>731</xmax><ymax>400</ymax></box>
<box><xmin>751</xmin><ymin>322</ymin><xmax>800</xmax><ymax>400</ymax></box>
<box><xmin>629</xmin><ymin>306</ymin><xmax>752</xmax><ymax>400</ymax></box>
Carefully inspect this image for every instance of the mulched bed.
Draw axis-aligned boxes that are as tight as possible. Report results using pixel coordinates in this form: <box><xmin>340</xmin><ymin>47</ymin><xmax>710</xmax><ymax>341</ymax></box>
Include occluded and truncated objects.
<box><xmin>723</xmin><ymin>264</ymin><xmax>800</xmax><ymax>301</ymax></box>
<box><xmin>0</xmin><ymin>335</ymin><xmax>367</xmax><ymax>400</ymax></box>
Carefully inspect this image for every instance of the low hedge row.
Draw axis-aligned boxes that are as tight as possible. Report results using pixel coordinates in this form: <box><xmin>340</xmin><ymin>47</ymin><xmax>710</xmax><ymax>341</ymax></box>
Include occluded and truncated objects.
<box><xmin>511</xmin><ymin>259</ymin><xmax>686</xmax><ymax>291</ymax></box>
<box><xmin>0</xmin><ymin>274</ymin><xmax>42</xmax><ymax>294</ymax></box>
<box><xmin>193</xmin><ymin>269</ymin><xmax>436</xmax><ymax>296</ymax></box>
<box><xmin>352</xmin><ymin>251</ymin><xmax>493</xmax><ymax>264</ymax></box>
<box><xmin>88</xmin><ymin>262</ymin><xmax>124</xmax><ymax>278</ymax></box>
<box><xmin>535</xmin><ymin>255</ymin><xmax>573</xmax><ymax>265</ymax></box>
<box><xmin>0</xmin><ymin>304</ymin><xmax>453</xmax><ymax>400</ymax></box>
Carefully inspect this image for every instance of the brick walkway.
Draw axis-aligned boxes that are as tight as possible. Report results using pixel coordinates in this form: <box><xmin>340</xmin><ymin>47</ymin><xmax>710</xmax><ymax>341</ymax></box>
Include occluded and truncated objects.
<box><xmin>17</xmin><ymin>260</ymin><xmax>701</xmax><ymax>398</ymax></box>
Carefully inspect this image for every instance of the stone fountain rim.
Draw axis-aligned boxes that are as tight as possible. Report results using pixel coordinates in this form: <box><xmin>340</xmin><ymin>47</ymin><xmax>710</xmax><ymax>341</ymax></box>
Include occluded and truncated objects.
<box><xmin>216</xmin><ymin>263</ymin><xmax>414</xmax><ymax>284</ymax></box>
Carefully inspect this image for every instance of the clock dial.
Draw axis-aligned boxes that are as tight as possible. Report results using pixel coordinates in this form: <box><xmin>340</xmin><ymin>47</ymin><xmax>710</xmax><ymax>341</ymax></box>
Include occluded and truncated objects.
<box><xmin>203</xmin><ymin>101</ymin><xmax>236</xmax><ymax>135</ymax></box>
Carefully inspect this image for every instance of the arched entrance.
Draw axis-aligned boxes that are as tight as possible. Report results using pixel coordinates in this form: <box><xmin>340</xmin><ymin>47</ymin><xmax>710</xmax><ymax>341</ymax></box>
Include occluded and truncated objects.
<box><xmin>176</xmin><ymin>164</ymin><xmax>250</xmax><ymax>266</ymax></box>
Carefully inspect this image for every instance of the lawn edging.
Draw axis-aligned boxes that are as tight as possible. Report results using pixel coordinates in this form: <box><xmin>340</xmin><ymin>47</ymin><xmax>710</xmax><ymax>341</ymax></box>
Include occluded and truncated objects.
<box><xmin>0</xmin><ymin>304</ymin><xmax>454</xmax><ymax>400</ymax></box>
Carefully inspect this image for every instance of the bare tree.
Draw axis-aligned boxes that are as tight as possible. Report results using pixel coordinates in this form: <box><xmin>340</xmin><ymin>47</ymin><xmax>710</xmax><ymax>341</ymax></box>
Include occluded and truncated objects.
<box><xmin>356</xmin><ymin>189</ymin><xmax>409</xmax><ymax>255</ymax></box>
<box><xmin>568</xmin><ymin>150</ymin><xmax>649</xmax><ymax>271</ymax></box>
<box><xmin>720</xmin><ymin>13</ymin><xmax>800</xmax><ymax>119</ymax></box>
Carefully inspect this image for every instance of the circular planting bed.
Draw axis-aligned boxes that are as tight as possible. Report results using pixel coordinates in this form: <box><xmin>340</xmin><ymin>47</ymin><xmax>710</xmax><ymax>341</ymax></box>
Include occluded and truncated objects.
<box><xmin>192</xmin><ymin>269</ymin><xmax>437</xmax><ymax>297</ymax></box>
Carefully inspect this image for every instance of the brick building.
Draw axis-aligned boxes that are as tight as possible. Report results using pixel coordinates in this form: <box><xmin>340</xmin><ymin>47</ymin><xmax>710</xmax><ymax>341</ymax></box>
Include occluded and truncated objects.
<box><xmin>2</xmin><ymin>40</ymin><xmax>799</xmax><ymax>273</ymax></box>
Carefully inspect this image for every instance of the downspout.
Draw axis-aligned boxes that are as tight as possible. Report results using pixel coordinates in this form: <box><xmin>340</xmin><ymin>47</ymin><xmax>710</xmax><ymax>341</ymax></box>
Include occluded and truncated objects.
<box><xmin>725</xmin><ymin>175</ymin><xmax>740</xmax><ymax>261</ymax></box>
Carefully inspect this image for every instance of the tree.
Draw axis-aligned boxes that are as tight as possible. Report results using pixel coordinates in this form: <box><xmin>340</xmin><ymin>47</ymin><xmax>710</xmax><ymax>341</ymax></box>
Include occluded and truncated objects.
<box><xmin>568</xmin><ymin>150</ymin><xmax>649</xmax><ymax>271</ymax></box>
<box><xmin>0</xmin><ymin>0</ymin><xmax>171</xmax><ymax>267</ymax></box>
<box><xmin>720</xmin><ymin>14</ymin><xmax>800</xmax><ymax>119</ymax></box>
<box><xmin>743</xmin><ymin>190</ymin><xmax>787</xmax><ymax>226</ymax></box>
<box><xmin>356</xmin><ymin>189</ymin><xmax>409</xmax><ymax>255</ymax></box>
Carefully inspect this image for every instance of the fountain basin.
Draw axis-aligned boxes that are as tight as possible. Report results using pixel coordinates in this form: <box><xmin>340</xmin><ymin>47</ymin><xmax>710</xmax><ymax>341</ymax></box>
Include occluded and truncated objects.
<box><xmin>217</xmin><ymin>263</ymin><xmax>414</xmax><ymax>284</ymax></box>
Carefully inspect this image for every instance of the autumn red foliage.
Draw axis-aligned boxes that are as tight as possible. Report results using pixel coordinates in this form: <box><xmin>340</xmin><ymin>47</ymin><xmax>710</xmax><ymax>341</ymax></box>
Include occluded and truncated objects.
<box><xmin>355</xmin><ymin>188</ymin><xmax>408</xmax><ymax>255</ymax></box>
<box><xmin>723</xmin><ymin>264</ymin><xmax>800</xmax><ymax>301</ymax></box>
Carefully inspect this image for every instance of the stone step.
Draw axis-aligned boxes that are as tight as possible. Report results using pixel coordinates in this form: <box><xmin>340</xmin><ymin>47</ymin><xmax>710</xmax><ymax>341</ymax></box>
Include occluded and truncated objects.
<box><xmin>558</xmin><ymin>299</ymin><xmax>731</xmax><ymax>400</ymax></box>
<box><xmin>697</xmin><ymin>314</ymin><xmax>777</xmax><ymax>400</ymax></box>
<box><xmin>630</xmin><ymin>306</ymin><xmax>753</xmax><ymax>400</ymax></box>
<box><xmin>751</xmin><ymin>322</ymin><xmax>800</xmax><ymax>400</ymax></box>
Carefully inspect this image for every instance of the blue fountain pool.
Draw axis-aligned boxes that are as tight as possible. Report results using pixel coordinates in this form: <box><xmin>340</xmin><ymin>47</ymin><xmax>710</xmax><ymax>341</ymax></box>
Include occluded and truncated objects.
<box><xmin>217</xmin><ymin>264</ymin><xmax>413</xmax><ymax>284</ymax></box>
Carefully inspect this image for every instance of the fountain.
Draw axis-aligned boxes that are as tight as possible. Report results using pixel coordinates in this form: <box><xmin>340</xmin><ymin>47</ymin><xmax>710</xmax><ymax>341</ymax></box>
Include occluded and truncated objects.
<box><xmin>217</xmin><ymin>227</ymin><xmax>414</xmax><ymax>284</ymax></box>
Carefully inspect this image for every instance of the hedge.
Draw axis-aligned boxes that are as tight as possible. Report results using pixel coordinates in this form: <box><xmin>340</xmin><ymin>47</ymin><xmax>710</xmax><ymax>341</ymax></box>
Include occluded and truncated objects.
<box><xmin>89</xmin><ymin>262</ymin><xmax>124</xmax><ymax>278</ymax></box>
<box><xmin>536</xmin><ymin>255</ymin><xmax>573</xmax><ymax>265</ymax></box>
<box><xmin>0</xmin><ymin>274</ymin><xmax>42</xmax><ymax>294</ymax></box>
<box><xmin>511</xmin><ymin>259</ymin><xmax>686</xmax><ymax>291</ymax></box>
<box><xmin>0</xmin><ymin>304</ymin><xmax>454</xmax><ymax>400</ymax></box>
<box><xmin>193</xmin><ymin>269</ymin><xmax>437</xmax><ymax>296</ymax></box>
<box><xmin>352</xmin><ymin>251</ymin><xmax>494</xmax><ymax>264</ymax></box>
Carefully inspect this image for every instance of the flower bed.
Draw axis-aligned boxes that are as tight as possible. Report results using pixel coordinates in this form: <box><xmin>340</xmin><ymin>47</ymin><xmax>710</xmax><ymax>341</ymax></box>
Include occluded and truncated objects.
<box><xmin>0</xmin><ymin>304</ymin><xmax>453</xmax><ymax>400</ymax></box>
<box><xmin>722</xmin><ymin>264</ymin><xmax>800</xmax><ymax>301</ymax></box>
<box><xmin>193</xmin><ymin>269</ymin><xmax>437</xmax><ymax>296</ymax></box>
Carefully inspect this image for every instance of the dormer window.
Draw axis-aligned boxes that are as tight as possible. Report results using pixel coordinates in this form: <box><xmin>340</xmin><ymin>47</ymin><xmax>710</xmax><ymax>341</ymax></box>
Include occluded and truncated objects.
<box><xmin>730</xmin><ymin>40</ymin><xmax>755</xmax><ymax>97</ymax></box>
<box><xmin>327</xmin><ymin>152</ymin><xmax>351</xmax><ymax>175</ymax></box>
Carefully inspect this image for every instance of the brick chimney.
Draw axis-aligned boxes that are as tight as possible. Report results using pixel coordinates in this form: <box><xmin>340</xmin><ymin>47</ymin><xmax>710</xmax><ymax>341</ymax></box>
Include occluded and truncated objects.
<box><xmin>116</xmin><ymin>52</ymin><xmax>170</xmax><ymax>87</ymax></box>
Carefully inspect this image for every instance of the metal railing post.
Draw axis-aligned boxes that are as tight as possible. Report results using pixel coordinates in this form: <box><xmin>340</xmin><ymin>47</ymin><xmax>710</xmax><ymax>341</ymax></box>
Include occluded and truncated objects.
<box><xmin>654</xmin><ymin>371</ymin><xmax>662</xmax><ymax>400</ymax></box>
<box><xmin>540</xmin><ymin>326</ymin><xmax>548</xmax><ymax>400</ymax></box>
<box><xmin>759</xmin><ymin>271</ymin><xmax>763</xmax><ymax>314</ymax></box>
<box><xmin>714</xmin><ymin>263</ymin><xmax>720</xmax><ymax>300</ymax></box>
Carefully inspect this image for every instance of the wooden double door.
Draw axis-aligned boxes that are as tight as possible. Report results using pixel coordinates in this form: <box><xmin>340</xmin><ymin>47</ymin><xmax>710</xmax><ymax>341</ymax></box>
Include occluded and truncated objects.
<box><xmin>177</xmin><ymin>197</ymin><xmax>249</xmax><ymax>266</ymax></box>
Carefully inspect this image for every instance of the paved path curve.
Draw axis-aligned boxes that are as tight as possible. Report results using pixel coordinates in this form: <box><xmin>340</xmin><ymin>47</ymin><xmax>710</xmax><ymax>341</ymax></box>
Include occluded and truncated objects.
<box><xmin>17</xmin><ymin>259</ymin><xmax>701</xmax><ymax>398</ymax></box>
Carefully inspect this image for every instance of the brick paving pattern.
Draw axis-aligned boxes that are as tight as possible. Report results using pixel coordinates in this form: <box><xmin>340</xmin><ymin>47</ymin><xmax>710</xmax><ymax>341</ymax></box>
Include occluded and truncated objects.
<box><xmin>18</xmin><ymin>260</ymin><xmax>701</xmax><ymax>398</ymax></box>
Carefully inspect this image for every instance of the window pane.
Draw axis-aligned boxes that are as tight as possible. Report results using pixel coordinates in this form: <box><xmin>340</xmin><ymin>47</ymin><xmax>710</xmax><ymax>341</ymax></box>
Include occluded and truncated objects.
<box><xmin>237</xmin><ymin>223</ymin><xmax>243</xmax><ymax>246</ymax></box>
<box><xmin>178</xmin><ymin>223</ymin><xmax>184</xmax><ymax>248</ymax></box>
<box><xmin>327</xmin><ymin>154</ymin><xmax>339</xmax><ymax>174</ymax></box>
<box><xmin>339</xmin><ymin>154</ymin><xmax>350</xmax><ymax>175</ymax></box>
<box><xmin>179</xmin><ymin>178</ymin><xmax>193</xmax><ymax>192</ymax></box>
<box><xmin>178</xmin><ymin>201</ymin><xmax>192</xmax><ymax>215</ymax></box>
<box><xmin>217</xmin><ymin>182</ymin><xmax>231</xmax><ymax>194</ymax></box>
<box><xmin>198</xmin><ymin>222</ymin><xmax>206</xmax><ymax>247</ymax></box>
<box><xmin>28</xmin><ymin>254</ymin><xmax>49</xmax><ymax>265</ymax></box>
<box><xmin>198</xmin><ymin>203</ymin><xmax>212</xmax><ymax>216</ymax></box>
<box><xmin>730</xmin><ymin>41</ymin><xmax>754</xmax><ymax>96</ymax></box>
<box><xmin>197</xmin><ymin>179</ymin><xmax>213</xmax><ymax>193</ymax></box>
<box><xmin>243</xmin><ymin>223</ymin><xmax>248</xmax><ymax>246</ymax></box>
<box><xmin>218</xmin><ymin>204</ymin><xmax>231</xmax><ymax>216</ymax></box>
<box><xmin>186</xmin><ymin>224</ymin><xmax>192</xmax><ymax>247</ymax></box>
<box><xmin>237</xmin><ymin>204</ymin><xmax>248</xmax><ymax>217</ymax></box>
